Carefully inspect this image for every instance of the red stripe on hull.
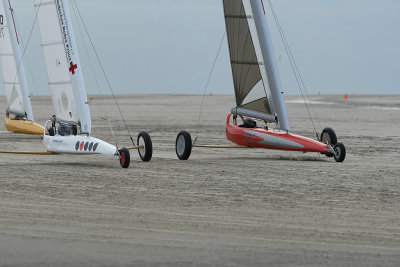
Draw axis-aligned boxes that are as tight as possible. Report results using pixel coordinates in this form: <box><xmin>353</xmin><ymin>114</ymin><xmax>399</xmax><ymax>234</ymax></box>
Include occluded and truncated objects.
<box><xmin>225</xmin><ymin>113</ymin><xmax>330</xmax><ymax>153</ymax></box>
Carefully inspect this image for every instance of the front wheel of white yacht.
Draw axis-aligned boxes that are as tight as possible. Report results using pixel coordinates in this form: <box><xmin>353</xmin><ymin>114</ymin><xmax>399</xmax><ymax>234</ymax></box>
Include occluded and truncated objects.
<box><xmin>119</xmin><ymin>147</ymin><xmax>130</xmax><ymax>168</ymax></box>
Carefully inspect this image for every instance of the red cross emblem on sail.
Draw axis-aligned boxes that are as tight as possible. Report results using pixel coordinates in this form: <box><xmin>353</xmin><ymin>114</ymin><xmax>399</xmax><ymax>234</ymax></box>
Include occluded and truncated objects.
<box><xmin>69</xmin><ymin>62</ymin><xmax>78</xmax><ymax>75</ymax></box>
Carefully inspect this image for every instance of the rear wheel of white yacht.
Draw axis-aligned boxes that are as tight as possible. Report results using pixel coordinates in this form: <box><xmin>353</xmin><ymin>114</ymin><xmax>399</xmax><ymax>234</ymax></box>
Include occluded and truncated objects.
<box><xmin>137</xmin><ymin>131</ymin><xmax>152</xmax><ymax>162</ymax></box>
<box><xmin>333</xmin><ymin>142</ymin><xmax>346</xmax><ymax>162</ymax></box>
<box><xmin>176</xmin><ymin>130</ymin><xmax>192</xmax><ymax>160</ymax></box>
<box><xmin>119</xmin><ymin>147</ymin><xmax>130</xmax><ymax>168</ymax></box>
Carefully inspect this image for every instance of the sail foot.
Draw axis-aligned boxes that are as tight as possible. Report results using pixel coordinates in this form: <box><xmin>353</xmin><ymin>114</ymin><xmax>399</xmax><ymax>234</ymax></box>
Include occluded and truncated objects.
<box><xmin>6</xmin><ymin>108</ymin><xmax>26</xmax><ymax>118</ymax></box>
<box><xmin>231</xmin><ymin>107</ymin><xmax>276</xmax><ymax>122</ymax></box>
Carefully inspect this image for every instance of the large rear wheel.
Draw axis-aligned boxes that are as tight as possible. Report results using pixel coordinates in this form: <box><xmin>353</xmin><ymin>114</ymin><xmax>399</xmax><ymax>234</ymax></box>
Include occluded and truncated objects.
<box><xmin>137</xmin><ymin>131</ymin><xmax>153</xmax><ymax>162</ymax></box>
<box><xmin>119</xmin><ymin>147</ymin><xmax>130</xmax><ymax>168</ymax></box>
<box><xmin>321</xmin><ymin>127</ymin><xmax>337</xmax><ymax>145</ymax></box>
<box><xmin>176</xmin><ymin>130</ymin><xmax>192</xmax><ymax>160</ymax></box>
<box><xmin>333</xmin><ymin>142</ymin><xmax>346</xmax><ymax>162</ymax></box>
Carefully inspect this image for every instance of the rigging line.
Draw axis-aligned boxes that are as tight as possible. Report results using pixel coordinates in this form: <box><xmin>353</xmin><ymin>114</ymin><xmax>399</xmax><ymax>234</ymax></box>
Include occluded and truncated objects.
<box><xmin>236</xmin><ymin>3</ymin><xmax>247</xmax><ymax>98</ymax></box>
<box><xmin>238</xmin><ymin>5</ymin><xmax>269</xmax><ymax>107</ymax></box>
<box><xmin>241</xmin><ymin>13</ymin><xmax>272</xmax><ymax>108</ymax></box>
<box><xmin>267</xmin><ymin>0</ymin><xmax>322</xmax><ymax>132</ymax></box>
<box><xmin>269</xmin><ymin>6</ymin><xmax>318</xmax><ymax>135</ymax></box>
<box><xmin>10</xmin><ymin>0</ymin><xmax>43</xmax><ymax>104</ymax></box>
<box><xmin>231</xmin><ymin>2</ymin><xmax>241</xmax><ymax>97</ymax></box>
<box><xmin>266</xmin><ymin>0</ymin><xmax>319</xmax><ymax>135</ymax></box>
<box><xmin>227</xmin><ymin>2</ymin><xmax>235</xmax><ymax>94</ymax></box>
<box><xmin>194</xmin><ymin>31</ymin><xmax>226</xmax><ymax>140</ymax></box>
<box><xmin>235</xmin><ymin>3</ymin><xmax>244</xmax><ymax>96</ymax></box>
<box><xmin>268</xmin><ymin>3</ymin><xmax>322</xmax><ymax>131</ymax></box>
<box><xmin>70</xmin><ymin>2</ymin><xmax>103</xmax><ymax>96</ymax></box>
<box><xmin>238</xmin><ymin>26</ymin><xmax>255</xmax><ymax>102</ymax></box>
<box><xmin>0</xmin><ymin>112</ymin><xmax>3</xmax><ymax>139</ymax></box>
<box><xmin>275</xmin><ymin>26</ymin><xmax>319</xmax><ymax>136</ymax></box>
<box><xmin>13</xmin><ymin>16</ymin><xmax>38</xmax><ymax>96</ymax></box>
<box><xmin>227</xmin><ymin>2</ymin><xmax>234</xmax><ymax>75</ymax></box>
<box><xmin>71</xmin><ymin>0</ymin><xmax>136</xmax><ymax>146</ymax></box>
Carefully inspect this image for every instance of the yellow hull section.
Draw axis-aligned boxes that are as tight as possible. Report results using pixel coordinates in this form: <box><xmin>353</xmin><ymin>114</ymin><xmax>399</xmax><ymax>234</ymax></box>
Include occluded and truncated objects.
<box><xmin>5</xmin><ymin>117</ymin><xmax>45</xmax><ymax>135</ymax></box>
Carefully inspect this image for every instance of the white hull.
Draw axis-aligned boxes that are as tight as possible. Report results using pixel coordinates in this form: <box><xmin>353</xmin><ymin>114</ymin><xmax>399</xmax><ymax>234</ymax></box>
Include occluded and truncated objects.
<box><xmin>43</xmin><ymin>135</ymin><xmax>117</xmax><ymax>156</ymax></box>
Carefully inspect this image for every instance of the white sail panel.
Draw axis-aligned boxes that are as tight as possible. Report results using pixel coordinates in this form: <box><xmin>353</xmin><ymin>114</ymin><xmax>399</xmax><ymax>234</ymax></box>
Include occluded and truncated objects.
<box><xmin>35</xmin><ymin>0</ymin><xmax>91</xmax><ymax>133</ymax></box>
<box><xmin>0</xmin><ymin>0</ymin><xmax>30</xmax><ymax>117</ymax></box>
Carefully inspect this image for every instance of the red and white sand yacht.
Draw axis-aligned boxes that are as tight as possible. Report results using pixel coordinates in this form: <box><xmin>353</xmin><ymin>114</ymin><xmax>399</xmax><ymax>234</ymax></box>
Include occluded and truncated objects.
<box><xmin>175</xmin><ymin>0</ymin><xmax>346</xmax><ymax>163</ymax></box>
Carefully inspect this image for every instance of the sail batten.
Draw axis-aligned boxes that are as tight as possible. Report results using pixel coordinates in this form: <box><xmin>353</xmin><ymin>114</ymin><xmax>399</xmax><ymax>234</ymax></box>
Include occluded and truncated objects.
<box><xmin>41</xmin><ymin>41</ymin><xmax>64</xmax><ymax>47</ymax></box>
<box><xmin>231</xmin><ymin>60</ymin><xmax>261</xmax><ymax>65</ymax></box>
<box><xmin>231</xmin><ymin>107</ymin><xmax>275</xmax><ymax>122</ymax></box>
<box><xmin>225</xmin><ymin>15</ymin><xmax>251</xmax><ymax>19</ymax></box>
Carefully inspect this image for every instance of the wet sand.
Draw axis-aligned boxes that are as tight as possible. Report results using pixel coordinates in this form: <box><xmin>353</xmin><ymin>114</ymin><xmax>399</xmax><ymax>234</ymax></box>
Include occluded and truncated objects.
<box><xmin>0</xmin><ymin>94</ymin><xmax>399</xmax><ymax>266</ymax></box>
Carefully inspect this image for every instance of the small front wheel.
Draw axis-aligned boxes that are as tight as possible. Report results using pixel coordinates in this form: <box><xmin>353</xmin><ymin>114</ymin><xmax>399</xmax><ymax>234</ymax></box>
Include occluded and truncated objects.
<box><xmin>119</xmin><ymin>147</ymin><xmax>130</xmax><ymax>168</ymax></box>
<box><xmin>137</xmin><ymin>131</ymin><xmax>153</xmax><ymax>162</ymax></box>
<box><xmin>333</xmin><ymin>142</ymin><xmax>346</xmax><ymax>162</ymax></box>
<box><xmin>176</xmin><ymin>130</ymin><xmax>192</xmax><ymax>160</ymax></box>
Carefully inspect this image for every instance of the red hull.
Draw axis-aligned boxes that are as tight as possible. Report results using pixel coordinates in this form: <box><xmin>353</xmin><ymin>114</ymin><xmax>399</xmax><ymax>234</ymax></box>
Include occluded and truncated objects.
<box><xmin>226</xmin><ymin>113</ymin><xmax>330</xmax><ymax>153</ymax></box>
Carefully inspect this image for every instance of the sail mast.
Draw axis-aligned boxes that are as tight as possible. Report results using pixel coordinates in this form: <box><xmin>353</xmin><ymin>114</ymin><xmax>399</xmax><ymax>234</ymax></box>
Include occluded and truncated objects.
<box><xmin>249</xmin><ymin>0</ymin><xmax>290</xmax><ymax>131</ymax></box>
<box><xmin>1</xmin><ymin>0</ymin><xmax>34</xmax><ymax>121</ymax></box>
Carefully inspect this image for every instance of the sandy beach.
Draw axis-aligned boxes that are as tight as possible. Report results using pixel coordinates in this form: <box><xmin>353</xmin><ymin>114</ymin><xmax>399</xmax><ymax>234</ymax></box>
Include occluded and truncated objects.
<box><xmin>0</xmin><ymin>94</ymin><xmax>399</xmax><ymax>266</ymax></box>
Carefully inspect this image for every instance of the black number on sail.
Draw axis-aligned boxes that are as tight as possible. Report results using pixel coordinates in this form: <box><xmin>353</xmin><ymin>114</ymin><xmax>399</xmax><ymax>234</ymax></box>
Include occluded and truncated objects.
<box><xmin>0</xmin><ymin>15</ymin><xmax>3</xmax><ymax>25</ymax></box>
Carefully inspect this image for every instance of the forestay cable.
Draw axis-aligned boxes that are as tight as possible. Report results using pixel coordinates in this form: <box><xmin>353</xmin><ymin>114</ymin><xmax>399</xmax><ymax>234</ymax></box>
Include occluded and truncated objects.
<box><xmin>70</xmin><ymin>2</ymin><xmax>103</xmax><ymax>96</ymax></box>
<box><xmin>194</xmin><ymin>31</ymin><xmax>226</xmax><ymax>143</ymax></box>
<box><xmin>10</xmin><ymin>0</ymin><xmax>44</xmax><ymax>108</ymax></box>
<box><xmin>13</xmin><ymin>16</ymin><xmax>39</xmax><ymax>96</ymax></box>
<box><xmin>71</xmin><ymin>0</ymin><xmax>136</xmax><ymax>146</ymax></box>
<box><xmin>266</xmin><ymin>0</ymin><xmax>322</xmax><ymax>137</ymax></box>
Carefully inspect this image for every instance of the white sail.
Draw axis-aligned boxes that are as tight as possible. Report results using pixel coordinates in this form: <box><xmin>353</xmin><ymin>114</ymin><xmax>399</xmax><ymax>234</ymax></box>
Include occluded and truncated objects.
<box><xmin>0</xmin><ymin>0</ymin><xmax>34</xmax><ymax>120</ymax></box>
<box><xmin>35</xmin><ymin>0</ymin><xmax>91</xmax><ymax>133</ymax></box>
<box><xmin>223</xmin><ymin>0</ymin><xmax>290</xmax><ymax>131</ymax></box>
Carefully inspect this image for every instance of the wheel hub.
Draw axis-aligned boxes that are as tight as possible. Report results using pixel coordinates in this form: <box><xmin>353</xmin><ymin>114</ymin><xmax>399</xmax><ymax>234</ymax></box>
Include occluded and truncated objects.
<box><xmin>138</xmin><ymin>136</ymin><xmax>145</xmax><ymax>156</ymax></box>
<box><xmin>177</xmin><ymin>135</ymin><xmax>185</xmax><ymax>156</ymax></box>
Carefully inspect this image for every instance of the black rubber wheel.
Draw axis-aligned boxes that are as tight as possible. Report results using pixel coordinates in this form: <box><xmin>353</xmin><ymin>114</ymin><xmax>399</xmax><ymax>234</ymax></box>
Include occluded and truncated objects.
<box><xmin>137</xmin><ymin>131</ymin><xmax>153</xmax><ymax>162</ymax></box>
<box><xmin>333</xmin><ymin>142</ymin><xmax>346</xmax><ymax>162</ymax></box>
<box><xmin>324</xmin><ymin>151</ymin><xmax>334</xmax><ymax>158</ymax></box>
<box><xmin>176</xmin><ymin>130</ymin><xmax>192</xmax><ymax>160</ymax></box>
<box><xmin>321</xmin><ymin>127</ymin><xmax>337</xmax><ymax>145</ymax></box>
<box><xmin>119</xmin><ymin>147</ymin><xmax>130</xmax><ymax>168</ymax></box>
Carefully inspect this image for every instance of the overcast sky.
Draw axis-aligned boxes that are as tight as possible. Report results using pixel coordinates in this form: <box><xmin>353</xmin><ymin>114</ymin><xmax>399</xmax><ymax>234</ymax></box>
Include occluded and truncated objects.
<box><xmin>4</xmin><ymin>0</ymin><xmax>400</xmax><ymax>96</ymax></box>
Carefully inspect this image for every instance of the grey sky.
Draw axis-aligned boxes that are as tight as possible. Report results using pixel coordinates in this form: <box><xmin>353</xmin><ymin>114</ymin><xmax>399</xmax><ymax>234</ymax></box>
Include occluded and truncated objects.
<box><xmin>4</xmin><ymin>0</ymin><xmax>400</xmax><ymax>96</ymax></box>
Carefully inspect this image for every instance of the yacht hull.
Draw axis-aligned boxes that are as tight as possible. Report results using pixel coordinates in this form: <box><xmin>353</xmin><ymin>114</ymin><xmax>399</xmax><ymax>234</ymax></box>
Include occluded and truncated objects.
<box><xmin>226</xmin><ymin>113</ymin><xmax>331</xmax><ymax>153</ymax></box>
<box><xmin>5</xmin><ymin>117</ymin><xmax>45</xmax><ymax>135</ymax></box>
